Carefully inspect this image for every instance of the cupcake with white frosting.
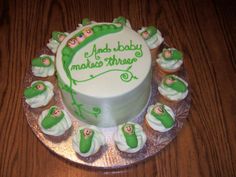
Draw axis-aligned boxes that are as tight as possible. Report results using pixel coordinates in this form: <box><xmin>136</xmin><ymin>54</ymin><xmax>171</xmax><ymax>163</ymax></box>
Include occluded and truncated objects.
<box><xmin>31</xmin><ymin>54</ymin><xmax>55</xmax><ymax>77</ymax></box>
<box><xmin>72</xmin><ymin>125</ymin><xmax>106</xmax><ymax>157</ymax></box>
<box><xmin>156</xmin><ymin>48</ymin><xmax>183</xmax><ymax>73</ymax></box>
<box><xmin>114</xmin><ymin>122</ymin><xmax>146</xmax><ymax>153</ymax></box>
<box><xmin>158</xmin><ymin>75</ymin><xmax>188</xmax><ymax>101</ymax></box>
<box><xmin>24</xmin><ymin>80</ymin><xmax>54</xmax><ymax>108</ymax></box>
<box><xmin>146</xmin><ymin>103</ymin><xmax>175</xmax><ymax>132</ymax></box>
<box><xmin>138</xmin><ymin>26</ymin><xmax>164</xmax><ymax>61</ymax></box>
<box><xmin>38</xmin><ymin>106</ymin><xmax>72</xmax><ymax>136</ymax></box>
<box><xmin>113</xmin><ymin>16</ymin><xmax>132</xmax><ymax>28</ymax></box>
<box><xmin>47</xmin><ymin>31</ymin><xmax>69</xmax><ymax>53</ymax></box>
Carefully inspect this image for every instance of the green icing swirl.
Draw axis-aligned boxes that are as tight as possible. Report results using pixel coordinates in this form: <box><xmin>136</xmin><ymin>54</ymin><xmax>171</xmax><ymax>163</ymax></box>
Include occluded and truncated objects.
<box><xmin>122</xmin><ymin>124</ymin><xmax>138</xmax><ymax>148</ymax></box>
<box><xmin>24</xmin><ymin>81</ymin><xmax>46</xmax><ymax>99</ymax></box>
<box><xmin>164</xmin><ymin>75</ymin><xmax>187</xmax><ymax>93</ymax></box>
<box><xmin>151</xmin><ymin>105</ymin><xmax>174</xmax><ymax>128</ymax></box>
<box><xmin>113</xmin><ymin>16</ymin><xmax>127</xmax><ymax>26</ymax></box>
<box><xmin>79</xmin><ymin>129</ymin><xmax>94</xmax><ymax>153</ymax></box>
<box><xmin>41</xmin><ymin>107</ymin><xmax>64</xmax><ymax>129</ymax></box>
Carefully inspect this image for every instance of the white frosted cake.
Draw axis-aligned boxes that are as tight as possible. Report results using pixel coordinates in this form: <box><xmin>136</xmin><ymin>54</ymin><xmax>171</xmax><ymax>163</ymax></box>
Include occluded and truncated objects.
<box><xmin>56</xmin><ymin>23</ymin><xmax>152</xmax><ymax>127</ymax></box>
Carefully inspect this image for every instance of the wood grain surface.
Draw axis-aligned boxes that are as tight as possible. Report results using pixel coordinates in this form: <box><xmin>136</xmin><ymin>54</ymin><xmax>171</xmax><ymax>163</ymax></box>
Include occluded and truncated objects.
<box><xmin>0</xmin><ymin>0</ymin><xmax>235</xmax><ymax>176</ymax></box>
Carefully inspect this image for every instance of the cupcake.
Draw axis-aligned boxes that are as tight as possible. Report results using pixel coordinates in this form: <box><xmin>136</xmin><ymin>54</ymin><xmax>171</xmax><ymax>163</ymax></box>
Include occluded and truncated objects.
<box><xmin>138</xmin><ymin>26</ymin><xmax>164</xmax><ymax>61</ymax></box>
<box><xmin>47</xmin><ymin>31</ymin><xmax>69</xmax><ymax>53</ymax></box>
<box><xmin>146</xmin><ymin>103</ymin><xmax>175</xmax><ymax>132</ymax></box>
<box><xmin>113</xmin><ymin>16</ymin><xmax>132</xmax><ymax>28</ymax></box>
<box><xmin>72</xmin><ymin>125</ymin><xmax>106</xmax><ymax>157</ymax></box>
<box><xmin>24</xmin><ymin>80</ymin><xmax>54</xmax><ymax>108</ymax></box>
<box><xmin>158</xmin><ymin>75</ymin><xmax>188</xmax><ymax>101</ymax></box>
<box><xmin>31</xmin><ymin>54</ymin><xmax>55</xmax><ymax>77</ymax></box>
<box><xmin>114</xmin><ymin>122</ymin><xmax>146</xmax><ymax>153</ymax></box>
<box><xmin>38</xmin><ymin>106</ymin><xmax>72</xmax><ymax>136</ymax></box>
<box><xmin>77</xmin><ymin>18</ymin><xmax>96</xmax><ymax>29</ymax></box>
<box><xmin>156</xmin><ymin>48</ymin><xmax>183</xmax><ymax>73</ymax></box>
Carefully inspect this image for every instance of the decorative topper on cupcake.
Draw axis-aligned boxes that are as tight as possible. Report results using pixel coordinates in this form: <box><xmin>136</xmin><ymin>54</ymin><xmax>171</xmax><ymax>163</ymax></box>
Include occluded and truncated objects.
<box><xmin>158</xmin><ymin>75</ymin><xmax>188</xmax><ymax>101</ymax></box>
<box><xmin>114</xmin><ymin>122</ymin><xmax>146</xmax><ymax>153</ymax></box>
<box><xmin>24</xmin><ymin>80</ymin><xmax>54</xmax><ymax>108</ymax></box>
<box><xmin>138</xmin><ymin>26</ymin><xmax>164</xmax><ymax>49</ymax></box>
<box><xmin>156</xmin><ymin>48</ymin><xmax>183</xmax><ymax>73</ymax></box>
<box><xmin>146</xmin><ymin>103</ymin><xmax>175</xmax><ymax>132</ymax></box>
<box><xmin>38</xmin><ymin>106</ymin><xmax>72</xmax><ymax>136</ymax></box>
<box><xmin>72</xmin><ymin>125</ymin><xmax>106</xmax><ymax>157</ymax></box>
<box><xmin>31</xmin><ymin>54</ymin><xmax>55</xmax><ymax>77</ymax></box>
<box><xmin>47</xmin><ymin>31</ymin><xmax>69</xmax><ymax>53</ymax></box>
<box><xmin>113</xmin><ymin>16</ymin><xmax>132</xmax><ymax>28</ymax></box>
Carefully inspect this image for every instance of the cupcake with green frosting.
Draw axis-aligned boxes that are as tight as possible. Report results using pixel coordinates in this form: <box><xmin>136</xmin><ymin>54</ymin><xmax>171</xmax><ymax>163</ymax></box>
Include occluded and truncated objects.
<box><xmin>146</xmin><ymin>103</ymin><xmax>175</xmax><ymax>132</ymax></box>
<box><xmin>156</xmin><ymin>48</ymin><xmax>183</xmax><ymax>73</ymax></box>
<box><xmin>72</xmin><ymin>125</ymin><xmax>106</xmax><ymax>157</ymax></box>
<box><xmin>114</xmin><ymin>122</ymin><xmax>146</xmax><ymax>153</ymax></box>
<box><xmin>138</xmin><ymin>26</ymin><xmax>164</xmax><ymax>61</ymax></box>
<box><xmin>47</xmin><ymin>31</ymin><xmax>69</xmax><ymax>53</ymax></box>
<box><xmin>113</xmin><ymin>16</ymin><xmax>131</xmax><ymax>28</ymax></box>
<box><xmin>24</xmin><ymin>80</ymin><xmax>54</xmax><ymax>108</ymax></box>
<box><xmin>77</xmin><ymin>18</ymin><xmax>96</xmax><ymax>29</ymax></box>
<box><xmin>158</xmin><ymin>75</ymin><xmax>188</xmax><ymax>101</ymax></box>
<box><xmin>38</xmin><ymin>106</ymin><xmax>72</xmax><ymax>136</ymax></box>
<box><xmin>31</xmin><ymin>54</ymin><xmax>55</xmax><ymax>77</ymax></box>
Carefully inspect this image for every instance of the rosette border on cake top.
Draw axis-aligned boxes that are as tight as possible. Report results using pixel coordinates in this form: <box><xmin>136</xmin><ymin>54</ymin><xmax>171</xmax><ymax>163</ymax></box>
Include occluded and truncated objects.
<box><xmin>24</xmin><ymin>80</ymin><xmax>54</xmax><ymax>108</ymax></box>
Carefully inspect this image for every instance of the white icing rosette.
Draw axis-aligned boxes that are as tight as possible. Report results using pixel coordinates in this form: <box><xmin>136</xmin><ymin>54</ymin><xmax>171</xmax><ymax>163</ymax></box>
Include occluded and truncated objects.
<box><xmin>114</xmin><ymin>122</ymin><xmax>147</xmax><ymax>153</ymax></box>
<box><xmin>38</xmin><ymin>106</ymin><xmax>72</xmax><ymax>136</ymax></box>
<box><xmin>47</xmin><ymin>32</ymin><xmax>69</xmax><ymax>53</ymax></box>
<box><xmin>146</xmin><ymin>103</ymin><xmax>175</xmax><ymax>132</ymax></box>
<box><xmin>156</xmin><ymin>48</ymin><xmax>183</xmax><ymax>71</ymax></box>
<box><xmin>32</xmin><ymin>55</ymin><xmax>55</xmax><ymax>77</ymax></box>
<box><xmin>158</xmin><ymin>75</ymin><xmax>188</xmax><ymax>101</ymax></box>
<box><xmin>138</xmin><ymin>27</ymin><xmax>164</xmax><ymax>49</ymax></box>
<box><xmin>25</xmin><ymin>81</ymin><xmax>54</xmax><ymax>108</ymax></box>
<box><xmin>72</xmin><ymin>125</ymin><xmax>106</xmax><ymax>157</ymax></box>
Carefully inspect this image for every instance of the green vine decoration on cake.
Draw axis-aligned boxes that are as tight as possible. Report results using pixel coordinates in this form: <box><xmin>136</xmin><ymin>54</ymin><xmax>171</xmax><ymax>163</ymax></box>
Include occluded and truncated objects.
<box><xmin>72</xmin><ymin>65</ymin><xmax>137</xmax><ymax>84</ymax></box>
<box><xmin>60</xmin><ymin>24</ymin><xmax>124</xmax><ymax>120</ymax></box>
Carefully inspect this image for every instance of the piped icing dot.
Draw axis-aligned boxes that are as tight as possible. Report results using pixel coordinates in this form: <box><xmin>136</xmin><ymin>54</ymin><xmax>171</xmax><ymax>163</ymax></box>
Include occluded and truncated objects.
<box><xmin>24</xmin><ymin>80</ymin><xmax>54</xmax><ymax>108</ymax></box>
<box><xmin>158</xmin><ymin>75</ymin><xmax>188</xmax><ymax>101</ymax></box>
<box><xmin>38</xmin><ymin>106</ymin><xmax>72</xmax><ymax>136</ymax></box>
<box><xmin>72</xmin><ymin>125</ymin><xmax>106</xmax><ymax>157</ymax></box>
<box><xmin>114</xmin><ymin>122</ymin><xmax>146</xmax><ymax>153</ymax></box>
<box><xmin>146</xmin><ymin>103</ymin><xmax>175</xmax><ymax>132</ymax></box>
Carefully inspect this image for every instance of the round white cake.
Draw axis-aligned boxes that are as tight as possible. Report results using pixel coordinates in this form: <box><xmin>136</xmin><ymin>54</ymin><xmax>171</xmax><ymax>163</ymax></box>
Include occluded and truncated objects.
<box><xmin>56</xmin><ymin>23</ymin><xmax>152</xmax><ymax>127</ymax></box>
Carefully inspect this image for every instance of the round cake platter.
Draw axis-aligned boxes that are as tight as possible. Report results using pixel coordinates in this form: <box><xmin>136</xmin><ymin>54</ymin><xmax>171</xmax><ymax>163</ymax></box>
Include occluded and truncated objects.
<box><xmin>23</xmin><ymin>43</ymin><xmax>191</xmax><ymax>169</ymax></box>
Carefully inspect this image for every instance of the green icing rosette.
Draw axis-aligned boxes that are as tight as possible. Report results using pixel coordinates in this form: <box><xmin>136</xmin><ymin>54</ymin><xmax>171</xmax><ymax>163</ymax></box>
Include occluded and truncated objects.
<box><xmin>72</xmin><ymin>125</ymin><xmax>105</xmax><ymax>157</ymax></box>
<box><xmin>158</xmin><ymin>75</ymin><xmax>188</xmax><ymax>101</ymax></box>
<box><xmin>24</xmin><ymin>80</ymin><xmax>54</xmax><ymax>108</ymax></box>
<box><xmin>31</xmin><ymin>54</ymin><xmax>55</xmax><ymax>77</ymax></box>
<box><xmin>146</xmin><ymin>103</ymin><xmax>175</xmax><ymax>132</ymax></box>
<box><xmin>38</xmin><ymin>106</ymin><xmax>72</xmax><ymax>136</ymax></box>
<box><xmin>113</xmin><ymin>16</ymin><xmax>131</xmax><ymax>28</ymax></box>
<box><xmin>114</xmin><ymin>122</ymin><xmax>146</xmax><ymax>153</ymax></box>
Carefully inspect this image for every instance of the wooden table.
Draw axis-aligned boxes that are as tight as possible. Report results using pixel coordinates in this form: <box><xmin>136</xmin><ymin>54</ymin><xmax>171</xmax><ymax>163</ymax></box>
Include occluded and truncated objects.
<box><xmin>0</xmin><ymin>0</ymin><xmax>235</xmax><ymax>176</ymax></box>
